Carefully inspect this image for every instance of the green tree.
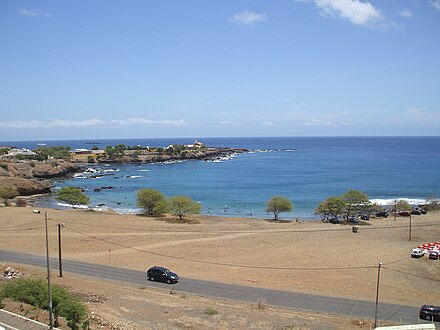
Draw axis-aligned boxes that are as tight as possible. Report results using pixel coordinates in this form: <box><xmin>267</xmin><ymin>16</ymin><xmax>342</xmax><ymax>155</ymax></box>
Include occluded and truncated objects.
<box><xmin>137</xmin><ymin>188</ymin><xmax>168</xmax><ymax>216</ymax></box>
<box><xmin>56</xmin><ymin>186</ymin><xmax>89</xmax><ymax>206</ymax></box>
<box><xmin>0</xmin><ymin>186</ymin><xmax>19</xmax><ymax>205</ymax></box>
<box><xmin>389</xmin><ymin>199</ymin><xmax>412</xmax><ymax>214</ymax></box>
<box><xmin>315</xmin><ymin>196</ymin><xmax>346</xmax><ymax>221</ymax></box>
<box><xmin>341</xmin><ymin>190</ymin><xmax>370</xmax><ymax>220</ymax></box>
<box><xmin>169</xmin><ymin>195</ymin><xmax>202</xmax><ymax>220</ymax></box>
<box><xmin>265</xmin><ymin>196</ymin><xmax>293</xmax><ymax>220</ymax></box>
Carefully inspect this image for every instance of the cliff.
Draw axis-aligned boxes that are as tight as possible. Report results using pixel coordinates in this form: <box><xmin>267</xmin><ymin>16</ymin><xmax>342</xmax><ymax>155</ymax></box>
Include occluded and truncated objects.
<box><xmin>0</xmin><ymin>160</ymin><xmax>78</xmax><ymax>196</ymax></box>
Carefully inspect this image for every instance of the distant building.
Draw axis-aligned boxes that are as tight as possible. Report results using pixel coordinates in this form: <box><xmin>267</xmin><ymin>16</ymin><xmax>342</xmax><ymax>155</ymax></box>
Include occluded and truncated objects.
<box><xmin>185</xmin><ymin>140</ymin><xmax>205</xmax><ymax>149</ymax></box>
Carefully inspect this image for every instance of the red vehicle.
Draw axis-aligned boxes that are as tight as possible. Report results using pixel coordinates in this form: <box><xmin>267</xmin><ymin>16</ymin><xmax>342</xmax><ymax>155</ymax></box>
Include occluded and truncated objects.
<box><xmin>398</xmin><ymin>211</ymin><xmax>411</xmax><ymax>217</ymax></box>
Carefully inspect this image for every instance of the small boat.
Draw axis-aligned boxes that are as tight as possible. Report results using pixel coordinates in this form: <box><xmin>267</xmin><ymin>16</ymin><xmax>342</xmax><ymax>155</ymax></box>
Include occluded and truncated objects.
<box><xmin>36</xmin><ymin>143</ymin><xmax>47</xmax><ymax>146</ymax></box>
<box><xmin>85</xmin><ymin>141</ymin><xmax>101</xmax><ymax>144</ymax></box>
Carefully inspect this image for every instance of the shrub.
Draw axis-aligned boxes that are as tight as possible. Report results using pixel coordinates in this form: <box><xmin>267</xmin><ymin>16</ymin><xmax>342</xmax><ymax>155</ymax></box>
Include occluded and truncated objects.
<box><xmin>204</xmin><ymin>307</ymin><xmax>219</xmax><ymax>315</ymax></box>
<box><xmin>1</xmin><ymin>278</ymin><xmax>87</xmax><ymax>330</ymax></box>
<box><xmin>0</xmin><ymin>163</ymin><xmax>8</xmax><ymax>170</ymax></box>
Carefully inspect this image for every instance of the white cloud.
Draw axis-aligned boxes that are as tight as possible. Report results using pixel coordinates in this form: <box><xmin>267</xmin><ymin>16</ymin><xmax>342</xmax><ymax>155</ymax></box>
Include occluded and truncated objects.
<box><xmin>314</xmin><ymin>0</ymin><xmax>383</xmax><ymax>27</ymax></box>
<box><xmin>430</xmin><ymin>0</ymin><xmax>440</xmax><ymax>12</ymax></box>
<box><xmin>401</xmin><ymin>107</ymin><xmax>440</xmax><ymax>125</ymax></box>
<box><xmin>262</xmin><ymin>121</ymin><xmax>277</xmax><ymax>126</ymax></box>
<box><xmin>110</xmin><ymin>118</ymin><xmax>187</xmax><ymax>126</ymax></box>
<box><xmin>0</xmin><ymin>118</ymin><xmax>187</xmax><ymax>129</ymax></box>
<box><xmin>218</xmin><ymin>121</ymin><xmax>240</xmax><ymax>126</ymax></box>
<box><xmin>302</xmin><ymin>119</ymin><xmax>333</xmax><ymax>126</ymax></box>
<box><xmin>229</xmin><ymin>11</ymin><xmax>267</xmax><ymax>25</ymax></box>
<box><xmin>398</xmin><ymin>8</ymin><xmax>412</xmax><ymax>18</ymax></box>
<box><xmin>18</xmin><ymin>7</ymin><xmax>51</xmax><ymax>18</ymax></box>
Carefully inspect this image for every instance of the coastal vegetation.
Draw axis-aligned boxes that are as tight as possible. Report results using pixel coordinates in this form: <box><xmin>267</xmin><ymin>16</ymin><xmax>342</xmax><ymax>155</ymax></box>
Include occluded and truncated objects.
<box><xmin>137</xmin><ymin>188</ymin><xmax>201</xmax><ymax>220</ymax></box>
<box><xmin>168</xmin><ymin>195</ymin><xmax>202</xmax><ymax>220</ymax></box>
<box><xmin>137</xmin><ymin>188</ymin><xmax>168</xmax><ymax>216</ymax></box>
<box><xmin>0</xmin><ymin>186</ymin><xmax>19</xmax><ymax>201</ymax></box>
<box><xmin>425</xmin><ymin>196</ymin><xmax>440</xmax><ymax>211</ymax></box>
<box><xmin>314</xmin><ymin>189</ymin><xmax>379</xmax><ymax>221</ymax></box>
<box><xmin>55</xmin><ymin>186</ymin><xmax>90</xmax><ymax>206</ymax></box>
<box><xmin>389</xmin><ymin>199</ymin><xmax>412</xmax><ymax>214</ymax></box>
<box><xmin>0</xmin><ymin>278</ymin><xmax>88</xmax><ymax>329</ymax></box>
<box><xmin>265</xmin><ymin>196</ymin><xmax>293</xmax><ymax>220</ymax></box>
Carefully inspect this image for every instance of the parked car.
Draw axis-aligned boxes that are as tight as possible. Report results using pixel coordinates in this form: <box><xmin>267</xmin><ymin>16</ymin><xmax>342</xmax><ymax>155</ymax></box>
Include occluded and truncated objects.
<box><xmin>399</xmin><ymin>211</ymin><xmax>411</xmax><ymax>217</ymax></box>
<box><xmin>360</xmin><ymin>214</ymin><xmax>369</xmax><ymax>220</ymax></box>
<box><xmin>411</xmin><ymin>248</ymin><xmax>425</xmax><ymax>258</ymax></box>
<box><xmin>329</xmin><ymin>217</ymin><xmax>339</xmax><ymax>224</ymax></box>
<box><xmin>348</xmin><ymin>216</ymin><xmax>359</xmax><ymax>223</ymax></box>
<box><xmin>428</xmin><ymin>251</ymin><xmax>439</xmax><ymax>260</ymax></box>
<box><xmin>419</xmin><ymin>305</ymin><xmax>440</xmax><ymax>321</ymax></box>
<box><xmin>146</xmin><ymin>266</ymin><xmax>179</xmax><ymax>284</ymax></box>
<box><xmin>411</xmin><ymin>210</ymin><xmax>422</xmax><ymax>215</ymax></box>
<box><xmin>375</xmin><ymin>211</ymin><xmax>389</xmax><ymax>218</ymax></box>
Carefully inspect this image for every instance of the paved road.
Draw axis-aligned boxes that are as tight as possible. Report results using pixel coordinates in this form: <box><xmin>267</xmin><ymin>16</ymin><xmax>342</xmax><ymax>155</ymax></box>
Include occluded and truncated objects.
<box><xmin>0</xmin><ymin>309</ymin><xmax>53</xmax><ymax>330</ymax></box>
<box><xmin>0</xmin><ymin>250</ymin><xmax>426</xmax><ymax>326</ymax></box>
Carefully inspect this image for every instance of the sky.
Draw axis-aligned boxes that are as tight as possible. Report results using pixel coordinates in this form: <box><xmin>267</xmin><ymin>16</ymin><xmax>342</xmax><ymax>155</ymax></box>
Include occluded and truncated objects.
<box><xmin>0</xmin><ymin>0</ymin><xmax>439</xmax><ymax>141</ymax></box>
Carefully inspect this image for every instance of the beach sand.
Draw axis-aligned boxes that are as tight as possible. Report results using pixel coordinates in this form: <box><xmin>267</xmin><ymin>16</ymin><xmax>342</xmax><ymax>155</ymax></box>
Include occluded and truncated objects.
<box><xmin>1</xmin><ymin>207</ymin><xmax>439</xmax><ymax>329</ymax></box>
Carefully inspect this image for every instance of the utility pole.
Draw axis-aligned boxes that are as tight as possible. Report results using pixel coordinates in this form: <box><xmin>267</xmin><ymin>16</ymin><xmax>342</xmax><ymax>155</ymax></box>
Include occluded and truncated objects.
<box><xmin>393</xmin><ymin>199</ymin><xmax>397</xmax><ymax>221</ymax></box>
<box><xmin>374</xmin><ymin>262</ymin><xmax>382</xmax><ymax>329</ymax></box>
<box><xmin>58</xmin><ymin>223</ymin><xmax>63</xmax><ymax>277</ymax></box>
<box><xmin>408</xmin><ymin>214</ymin><xmax>412</xmax><ymax>241</ymax></box>
<box><xmin>45</xmin><ymin>212</ymin><xmax>54</xmax><ymax>329</ymax></box>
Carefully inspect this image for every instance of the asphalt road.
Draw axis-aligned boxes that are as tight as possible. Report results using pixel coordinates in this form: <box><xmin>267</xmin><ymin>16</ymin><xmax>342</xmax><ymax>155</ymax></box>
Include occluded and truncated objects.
<box><xmin>0</xmin><ymin>249</ymin><xmax>427</xmax><ymax>326</ymax></box>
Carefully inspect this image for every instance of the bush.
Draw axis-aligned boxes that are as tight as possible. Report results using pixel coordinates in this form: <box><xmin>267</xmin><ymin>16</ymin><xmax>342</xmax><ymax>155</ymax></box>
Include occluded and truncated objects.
<box><xmin>137</xmin><ymin>188</ymin><xmax>168</xmax><ymax>216</ymax></box>
<box><xmin>204</xmin><ymin>307</ymin><xmax>218</xmax><ymax>315</ymax></box>
<box><xmin>1</xmin><ymin>278</ymin><xmax>87</xmax><ymax>329</ymax></box>
<box><xmin>0</xmin><ymin>163</ymin><xmax>8</xmax><ymax>170</ymax></box>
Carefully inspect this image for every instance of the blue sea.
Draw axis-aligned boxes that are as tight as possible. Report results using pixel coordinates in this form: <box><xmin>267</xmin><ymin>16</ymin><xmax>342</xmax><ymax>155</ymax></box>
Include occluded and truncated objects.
<box><xmin>4</xmin><ymin>137</ymin><xmax>440</xmax><ymax>220</ymax></box>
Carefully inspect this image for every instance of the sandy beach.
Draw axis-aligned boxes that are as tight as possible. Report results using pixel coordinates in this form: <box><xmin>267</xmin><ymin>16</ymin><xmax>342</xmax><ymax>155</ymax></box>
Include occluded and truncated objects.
<box><xmin>1</xmin><ymin>207</ymin><xmax>439</xmax><ymax>329</ymax></box>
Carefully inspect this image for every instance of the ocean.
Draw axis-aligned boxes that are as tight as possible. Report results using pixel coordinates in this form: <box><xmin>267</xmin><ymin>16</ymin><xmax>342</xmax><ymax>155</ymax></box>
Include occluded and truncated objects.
<box><xmin>4</xmin><ymin>137</ymin><xmax>440</xmax><ymax>220</ymax></box>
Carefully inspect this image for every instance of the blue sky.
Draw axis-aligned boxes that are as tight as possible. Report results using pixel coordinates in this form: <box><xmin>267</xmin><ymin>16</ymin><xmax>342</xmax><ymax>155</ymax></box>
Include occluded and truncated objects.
<box><xmin>1</xmin><ymin>0</ymin><xmax>439</xmax><ymax>141</ymax></box>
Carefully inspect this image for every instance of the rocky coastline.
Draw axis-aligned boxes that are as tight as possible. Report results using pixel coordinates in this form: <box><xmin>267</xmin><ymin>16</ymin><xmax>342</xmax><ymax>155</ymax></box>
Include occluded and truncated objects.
<box><xmin>0</xmin><ymin>160</ymin><xmax>77</xmax><ymax>196</ymax></box>
<box><xmin>0</xmin><ymin>147</ymin><xmax>247</xmax><ymax>196</ymax></box>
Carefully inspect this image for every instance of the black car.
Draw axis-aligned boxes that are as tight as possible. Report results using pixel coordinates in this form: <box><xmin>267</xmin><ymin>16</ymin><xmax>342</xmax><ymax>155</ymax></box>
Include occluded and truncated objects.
<box><xmin>146</xmin><ymin>266</ymin><xmax>179</xmax><ymax>284</ymax></box>
<box><xmin>419</xmin><ymin>305</ymin><xmax>440</xmax><ymax>321</ymax></box>
<box><xmin>375</xmin><ymin>211</ymin><xmax>389</xmax><ymax>218</ymax></box>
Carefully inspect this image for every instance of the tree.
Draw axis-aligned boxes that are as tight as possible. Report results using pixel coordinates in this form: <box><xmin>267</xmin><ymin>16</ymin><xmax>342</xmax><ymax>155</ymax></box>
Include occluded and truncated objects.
<box><xmin>341</xmin><ymin>190</ymin><xmax>370</xmax><ymax>220</ymax></box>
<box><xmin>0</xmin><ymin>186</ymin><xmax>19</xmax><ymax>206</ymax></box>
<box><xmin>55</xmin><ymin>186</ymin><xmax>89</xmax><ymax>206</ymax></box>
<box><xmin>137</xmin><ymin>188</ymin><xmax>168</xmax><ymax>216</ymax></box>
<box><xmin>265</xmin><ymin>196</ymin><xmax>293</xmax><ymax>220</ymax></box>
<box><xmin>389</xmin><ymin>199</ymin><xmax>412</xmax><ymax>214</ymax></box>
<box><xmin>424</xmin><ymin>196</ymin><xmax>440</xmax><ymax>211</ymax></box>
<box><xmin>168</xmin><ymin>195</ymin><xmax>202</xmax><ymax>220</ymax></box>
<box><xmin>315</xmin><ymin>196</ymin><xmax>345</xmax><ymax>221</ymax></box>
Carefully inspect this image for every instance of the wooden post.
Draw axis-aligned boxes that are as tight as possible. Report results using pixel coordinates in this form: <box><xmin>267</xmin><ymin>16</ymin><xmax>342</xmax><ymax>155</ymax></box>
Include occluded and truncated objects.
<box><xmin>58</xmin><ymin>223</ymin><xmax>63</xmax><ymax>277</ymax></box>
<box><xmin>374</xmin><ymin>262</ymin><xmax>382</xmax><ymax>328</ymax></box>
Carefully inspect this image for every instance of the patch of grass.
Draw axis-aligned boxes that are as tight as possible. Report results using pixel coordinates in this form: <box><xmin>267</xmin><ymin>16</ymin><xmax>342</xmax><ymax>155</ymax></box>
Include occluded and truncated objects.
<box><xmin>204</xmin><ymin>307</ymin><xmax>219</xmax><ymax>315</ymax></box>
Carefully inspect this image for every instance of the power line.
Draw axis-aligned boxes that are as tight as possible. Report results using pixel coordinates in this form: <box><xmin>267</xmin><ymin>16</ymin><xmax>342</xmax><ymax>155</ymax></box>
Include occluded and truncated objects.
<box><xmin>61</xmin><ymin>219</ymin><xmax>440</xmax><ymax>234</ymax></box>
<box><xmin>63</xmin><ymin>225</ymin><xmax>380</xmax><ymax>271</ymax></box>
<box><xmin>0</xmin><ymin>218</ymin><xmax>45</xmax><ymax>231</ymax></box>
<box><xmin>382</xmin><ymin>266</ymin><xmax>440</xmax><ymax>283</ymax></box>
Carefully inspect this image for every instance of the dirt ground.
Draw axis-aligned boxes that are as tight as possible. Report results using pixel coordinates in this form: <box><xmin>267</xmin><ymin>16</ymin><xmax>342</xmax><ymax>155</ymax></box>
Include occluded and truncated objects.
<box><xmin>1</xmin><ymin>207</ymin><xmax>439</xmax><ymax>329</ymax></box>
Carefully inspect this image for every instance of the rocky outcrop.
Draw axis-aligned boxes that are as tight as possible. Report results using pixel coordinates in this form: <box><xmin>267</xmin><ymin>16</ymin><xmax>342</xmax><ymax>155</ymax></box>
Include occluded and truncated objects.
<box><xmin>0</xmin><ymin>160</ymin><xmax>78</xmax><ymax>196</ymax></box>
<box><xmin>32</xmin><ymin>161</ymin><xmax>77</xmax><ymax>178</ymax></box>
<box><xmin>0</xmin><ymin>177</ymin><xmax>52</xmax><ymax>195</ymax></box>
